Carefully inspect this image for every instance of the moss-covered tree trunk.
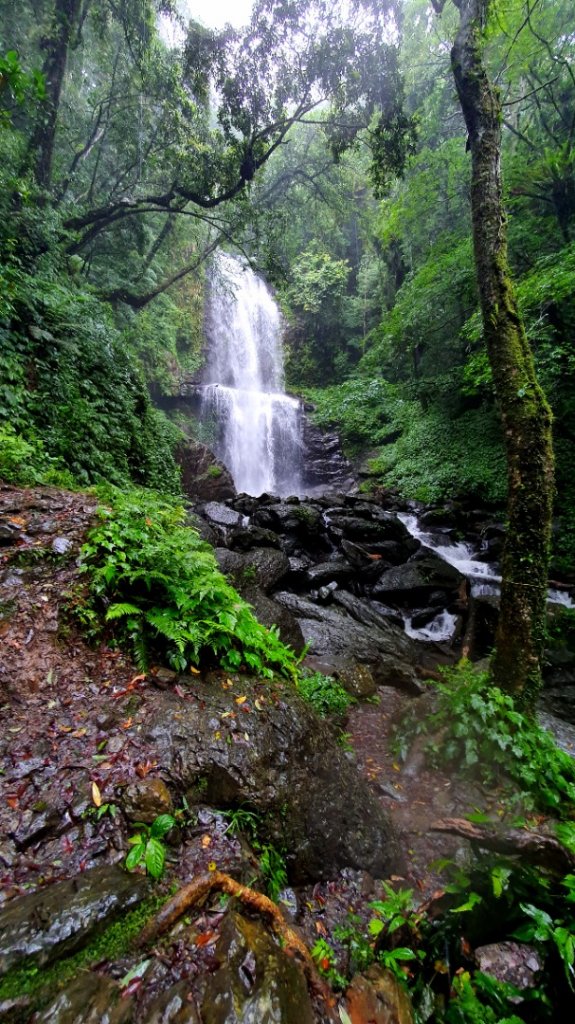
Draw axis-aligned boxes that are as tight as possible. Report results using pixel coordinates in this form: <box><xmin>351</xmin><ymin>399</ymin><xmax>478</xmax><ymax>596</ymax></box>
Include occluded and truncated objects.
<box><xmin>446</xmin><ymin>0</ymin><xmax>555</xmax><ymax>702</ymax></box>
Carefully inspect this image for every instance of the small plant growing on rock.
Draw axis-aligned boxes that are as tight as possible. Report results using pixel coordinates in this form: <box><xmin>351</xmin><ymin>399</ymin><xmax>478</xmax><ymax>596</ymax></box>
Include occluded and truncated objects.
<box><xmin>126</xmin><ymin>814</ymin><xmax>176</xmax><ymax>879</ymax></box>
<box><xmin>296</xmin><ymin>670</ymin><xmax>352</xmax><ymax>716</ymax></box>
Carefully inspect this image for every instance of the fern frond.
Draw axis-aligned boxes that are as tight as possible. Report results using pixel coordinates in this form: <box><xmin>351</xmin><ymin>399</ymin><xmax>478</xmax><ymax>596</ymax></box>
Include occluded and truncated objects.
<box><xmin>106</xmin><ymin>602</ymin><xmax>143</xmax><ymax>620</ymax></box>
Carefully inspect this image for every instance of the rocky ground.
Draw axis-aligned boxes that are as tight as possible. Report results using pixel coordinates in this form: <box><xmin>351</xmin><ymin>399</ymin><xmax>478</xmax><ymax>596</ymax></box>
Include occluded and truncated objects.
<box><xmin>1</xmin><ymin>482</ymin><xmax>573</xmax><ymax>1023</ymax></box>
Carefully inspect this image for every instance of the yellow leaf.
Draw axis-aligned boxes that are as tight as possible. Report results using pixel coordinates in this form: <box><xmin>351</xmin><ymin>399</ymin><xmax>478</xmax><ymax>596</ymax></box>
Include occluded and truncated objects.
<box><xmin>201</xmin><ymin>835</ymin><xmax>211</xmax><ymax>848</ymax></box>
<box><xmin>235</xmin><ymin>696</ymin><xmax>247</xmax><ymax>705</ymax></box>
<box><xmin>208</xmin><ymin>861</ymin><xmax>217</xmax><ymax>872</ymax></box>
<box><xmin>190</xmin><ymin>667</ymin><xmax>200</xmax><ymax>675</ymax></box>
<box><xmin>255</xmin><ymin>699</ymin><xmax>265</xmax><ymax>711</ymax></box>
<box><xmin>214</xmin><ymin>731</ymin><xmax>221</xmax><ymax>740</ymax></box>
<box><xmin>91</xmin><ymin>782</ymin><xmax>102</xmax><ymax>807</ymax></box>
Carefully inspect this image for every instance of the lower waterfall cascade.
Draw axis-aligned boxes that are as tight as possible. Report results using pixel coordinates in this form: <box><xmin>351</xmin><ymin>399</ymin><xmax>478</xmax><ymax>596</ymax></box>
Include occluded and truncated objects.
<box><xmin>199</xmin><ymin>253</ymin><xmax>304</xmax><ymax>497</ymax></box>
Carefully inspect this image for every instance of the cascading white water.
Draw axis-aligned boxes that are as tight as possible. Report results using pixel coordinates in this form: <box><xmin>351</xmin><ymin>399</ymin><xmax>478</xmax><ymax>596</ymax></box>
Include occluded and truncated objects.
<box><xmin>398</xmin><ymin>512</ymin><xmax>574</xmax><ymax>609</ymax></box>
<box><xmin>200</xmin><ymin>254</ymin><xmax>304</xmax><ymax>496</ymax></box>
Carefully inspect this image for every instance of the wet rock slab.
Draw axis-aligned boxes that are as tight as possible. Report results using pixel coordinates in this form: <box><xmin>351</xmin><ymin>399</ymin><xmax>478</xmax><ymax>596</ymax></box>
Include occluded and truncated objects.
<box><xmin>201</xmin><ymin>912</ymin><xmax>314</xmax><ymax>1024</ymax></box>
<box><xmin>0</xmin><ymin>865</ymin><xmax>148</xmax><ymax>975</ymax></box>
<box><xmin>142</xmin><ymin>674</ymin><xmax>400</xmax><ymax>883</ymax></box>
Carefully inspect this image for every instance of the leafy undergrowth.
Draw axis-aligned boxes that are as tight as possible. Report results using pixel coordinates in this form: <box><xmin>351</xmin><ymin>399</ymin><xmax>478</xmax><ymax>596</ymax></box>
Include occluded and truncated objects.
<box><xmin>74</xmin><ymin>487</ymin><xmax>299</xmax><ymax>680</ymax></box>
<box><xmin>395</xmin><ymin>660</ymin><xmax>575</xmax><ymax>818</ymax></box>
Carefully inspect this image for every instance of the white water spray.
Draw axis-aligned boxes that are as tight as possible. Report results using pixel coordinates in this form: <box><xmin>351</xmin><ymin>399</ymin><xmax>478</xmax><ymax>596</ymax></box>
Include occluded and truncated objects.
<box><xmin>200</xmin><ymin>254</ymin><xmax>304</xmax><ymax>496</ymax></box>
<box><xmin>398</xmin><ymin>512</ymin><xmax>574</xmax><ymax>609</ymax></box>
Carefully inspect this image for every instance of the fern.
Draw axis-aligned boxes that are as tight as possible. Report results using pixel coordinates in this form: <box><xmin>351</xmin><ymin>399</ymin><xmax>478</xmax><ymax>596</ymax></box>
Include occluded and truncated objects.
<box><xmin>78</xmin><ymin>487</ymin><xmax>298</xmax><ymax>680</ymax></box>
<box><xmin>105</xmin><ymin>602</ymin><xmax>143</xmax><ymax>620</ymax></box>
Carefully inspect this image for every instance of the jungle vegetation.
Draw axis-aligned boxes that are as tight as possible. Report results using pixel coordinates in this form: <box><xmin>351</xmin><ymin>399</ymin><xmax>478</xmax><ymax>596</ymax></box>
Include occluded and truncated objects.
<box><xmin>1</xmin><ymin>0</ymin><xmax>574</xmax><ymax>699</ymax></box>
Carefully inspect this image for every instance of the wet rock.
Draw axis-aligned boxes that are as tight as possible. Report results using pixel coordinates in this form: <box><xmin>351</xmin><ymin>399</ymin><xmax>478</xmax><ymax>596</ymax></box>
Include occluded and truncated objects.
<box><xmin>51</xmin><ymin>536</ymin><xmax>73</xmax><ymax>555</ymax></box>
<box><xmin>306</xmin><ymin>561</ymin><xmax>355</xmax><ymax>587</ymax></box>
<box><xmin>228</xmin><ymin>525</ymin><xmax>282</xmax><ymax>552</ymax></box>
<box><xmin>240</xmin><ymin>587</ymin><xmax>305</xmax><ymax>653</ymax></box>
<box><xmin>274</xmin><ymin>592</ymin><xmax>422</xmax><ymax>691</ymax></box>
<box><xmin>474</xmin><ymin>941</ymin><xmax>543</xmax><ymax>991</ymax></box>
<box><xmin>142</xmin><ymin>981</ymin><xmax>201</xmax><ymax>1023</ymax></box>
<box><xmin>345</xmin><ymin>965</ymin><xmax>415</xmax><ymax>1024</ymax></box>
<box><xmin>215</xmin><ymin>547</ymin><xmax>249</xmax><ymax>584</ymax></box>
<box><xmin>333</xmin><ymin>590</ymin><xmax>405</xmax><ymax>634</ymax></box>
<box><xmin>121</xmin><ymin>778</ymin><xmax>173</xmax><ymax>824</ymax></box>
<box><xmin>372</xmin><ymin>554</ymin><xmax>465</xmax><ymax>606</ymax></box>
<box><xmin>336</xmin><ymin>663</ymin><xmax>377</xmax><ymax>699</ymax></box>
<box><xmin>143</xmin><ymin>676</ymin><xmax>400</xmax><ymax>883</ymax></box>
<box><xmin>301</xmin><ymin>419</ymin><xmax>356</xmax><ymax>493</ymax></box>
<box><xmin>253</xmin><ymin>502</ymin><xmax>323</xmax><ymax>539</ymax></box>
<box><xmin>201</xmin><ymin>502</ymin><xmax>244</xmax><ymax>528</ymax></box>
<box><xmin>176</xmin><ymin>440</ymin><xmax>236</xmax><ymax>503</ymax></box>
<box><xmin>341</xmin><ymin>538</ymin><xmax>372</xmax><ymax>567</ymax></box>
<box><xmin>0</xmin><ymin>866</ymin><xmax>148</xmax><ymax>974</ymax></box>
<box><xmin>236</xmin><ymin>547</ymin><xmax>290</xmax><ymax>591</ymax></box>
<box><xmin>201</xmin><ymin>912</ymin><xmax>314</xmax><ymax>1024</ymax></box>
<box><xmin>0</xmin><ymin>522</ymin><xmax>22</xmax><ymax>544</ymax></box>
<box><xmin>34</xmin><ymin>972</ymin><xmax>133</xmax><ymax>1023</ymax></box>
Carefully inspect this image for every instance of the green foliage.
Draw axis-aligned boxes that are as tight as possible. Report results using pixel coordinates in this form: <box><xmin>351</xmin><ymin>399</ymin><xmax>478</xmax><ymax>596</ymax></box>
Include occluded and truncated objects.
<box><xmin>295</xmin><ymin>670</ymin><xmax>353</xmax><ymax>717</ymax></box>
<box><xmin>0</xmin><ymin>49</ymin><xmax>45</xmax><ymax>125</ymax></box>
<box><xmin>126</xmin><ymin>814</ymin><xmax>177</xmax><ymax>879</ymax></box>
<box><xmin>306</xmin><ymin>378</ymin><xmax>506</xmax><ymax>505</ymax></box>
<box><xmin>79</xmin><ymin>488</ymin><xmax>298</xmax><ymax>679</ymax></box>
<box><xmin>221</xmin><ymin>806</ymin><xmax>287</xmax><ymax>901</ymax></box>
<box><xmin>0</xmin><ymin>424</ymin><xmax>75</xmax><ymax>488</ymax></box>
<box><xmin>408</xmin><ymin>661</ymin><xmax>575</xmax><ymax>816</ymax></box>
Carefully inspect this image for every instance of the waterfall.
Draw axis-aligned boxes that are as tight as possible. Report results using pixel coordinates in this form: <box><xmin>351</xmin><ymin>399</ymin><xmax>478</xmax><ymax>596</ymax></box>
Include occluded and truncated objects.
<box><xmin>199</xmin><ymin>254</ymin><xmax>304</xmax><ymax>497</ymax></box>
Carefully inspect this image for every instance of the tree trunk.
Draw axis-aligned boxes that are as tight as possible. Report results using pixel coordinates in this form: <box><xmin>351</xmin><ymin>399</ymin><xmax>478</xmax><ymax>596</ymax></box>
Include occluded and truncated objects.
<box><xmin>450</xmin><ymin>0</ymin><xmax>555</xmax><ymax>703</ymax></box>
<box><xmin>28</xmin><ymin>0</ymin><xmax>84</xmax><ymax>190</ymax></box>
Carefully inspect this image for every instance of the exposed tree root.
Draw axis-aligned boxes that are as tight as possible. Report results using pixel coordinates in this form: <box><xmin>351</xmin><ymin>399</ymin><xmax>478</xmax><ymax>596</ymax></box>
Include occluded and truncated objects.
<box><xmin>431</xmin><ymin>818</ymin><xmax>575</xmax><ymax>874</ymax></box>
<box><xmin>138</xmin><ymin>870</ymin><xmax>328</xmax><ymax>997</ymax></box>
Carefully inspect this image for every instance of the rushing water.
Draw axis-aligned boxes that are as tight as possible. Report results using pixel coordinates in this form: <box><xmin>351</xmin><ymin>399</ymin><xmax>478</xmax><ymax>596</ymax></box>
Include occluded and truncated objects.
<box><xmin>200</xmin><ymin>254</ymin><xmax>304</xmax><ymax>496</ymax></box>
<box><xmin>398</xmin><ymin>512</ymin><xmax>574</xmax><ymax>609</ymax></box>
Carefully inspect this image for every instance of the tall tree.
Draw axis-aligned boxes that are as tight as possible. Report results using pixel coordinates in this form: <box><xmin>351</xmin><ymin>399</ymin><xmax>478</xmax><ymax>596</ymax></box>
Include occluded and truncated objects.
<box><xmin>431</xmin><ymin>0</ymin><xmax>554</xmax><ymax>702</ymax></box>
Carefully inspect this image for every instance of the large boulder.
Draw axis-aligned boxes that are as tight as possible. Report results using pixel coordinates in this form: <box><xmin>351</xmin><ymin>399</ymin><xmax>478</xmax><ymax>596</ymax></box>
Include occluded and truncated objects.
<box><xmin>274</xmin><ymin>592</ymin><xmax>424</xmax><ymax>690</ymax></box>
<box><xmin>372</xmin><ymin>553</ymin><xmax>466</xmax><ymax>607</ymax></box>
<box><xmin>176</xmin><ymin>440</ymin><xmax>235</xmax><ymax>503</ymax></box>
<box><xmin>140</xmin><ymin>674</ymin><xmax>401</xmax><ymax>883</ymax></box>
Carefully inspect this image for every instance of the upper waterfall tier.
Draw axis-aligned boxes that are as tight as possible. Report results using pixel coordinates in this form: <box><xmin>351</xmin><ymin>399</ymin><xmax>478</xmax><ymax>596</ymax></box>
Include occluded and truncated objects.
<box><xmin>200</xmin><ymin>254</ymin><xmax>304</xmax><ymax>497</ymax></box>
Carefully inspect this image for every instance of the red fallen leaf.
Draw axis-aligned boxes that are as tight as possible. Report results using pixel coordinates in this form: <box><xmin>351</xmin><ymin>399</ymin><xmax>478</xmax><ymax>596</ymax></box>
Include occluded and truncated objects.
<box><xmin>320</xmin><ymin>957</ymin><xmax>331</xmax><ymax>971</ymax></box>
<box><xmin>62</xmin><ymin>836</ymin><xmax>74</xmax><ymax>854</ymax></box>
<box><xmin>194</xmin><ymin>931</ymin><xmax>217</xmax><ymax>947</ymax></box>
<box><xmin>136</xmin><ymin>759</ymin><xmax>158</xmax><ymax>778</ymax></box>
<box><xmin>7</xmin><ymin>797</ymin><xmax>19</xmax><ymax>810</ymax></box>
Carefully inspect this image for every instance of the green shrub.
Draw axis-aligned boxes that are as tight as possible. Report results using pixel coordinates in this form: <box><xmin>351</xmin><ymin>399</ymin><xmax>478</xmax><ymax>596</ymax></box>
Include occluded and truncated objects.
<box><xmin>296</xmin><ymin>670</ymin><xmax>353</xmax><ymax>716</ymax></box>
<box><xmin>0</xmin><ymin>424</ymin><xmax>76</xmax><ymax>488</ymax></box>
<box><xmin>402</xmin><ymin>661</ymin><xmax>575</xmax><ymax>816</ymax></box>
<box><xmin>79</xmin><ymin>487</ymin><xmax>298</xmax><ymax>679</ymax></box>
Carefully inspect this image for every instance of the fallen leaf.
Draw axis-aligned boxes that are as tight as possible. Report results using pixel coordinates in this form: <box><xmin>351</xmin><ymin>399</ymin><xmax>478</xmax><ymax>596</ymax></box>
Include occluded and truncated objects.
<box><xmin>235</xmin><ymin>695</ymin><xmax>247</xmax><ymax>704</ymax></box>
<box><xmin>214</xmin><ymin>731</ymin><xmax>221</xmax><ymax>741</ymax></box>
<box><xmin>208</xmin><ymin>861</ymin><xmax>217</xmax><ymax>872</ymax></box>
<box><xmin>71</xmin><ymin>728</ymin><xmax>87</xmax><ymax>738</ymax></box>
<box><xmin>122</xmin><ymin>717</ymin><xmax>133</xmax><ymax>729</ymax></box>
<box><xmin>315</xmin><ymin>920</ymin><xmax>327</xmax><ymax>935</ymax></box>
<box><xmin>194</xmin><ymin>930</ymin><xmax>217</xmax><ymax>946</ymax></box>
<box><xmin>254</xmin><ymin>698</ymin><xmax>265</xmax><ymax>710</ymax></box>
<box><xmin>220</xmin><ymin>711</ymin><xmax>234</xmax><ymax>719</ymax></box>
<box><xmin>201</xmin><ymin>835</ymin><xmax>211</xmax><ymax>848</ymax></box>
<box><xmin>7</xmin><ymin>796</ymin><xmax>19</xmax><ymax>810</ymax></box>
<box><xmin>190</xmin><ymin>667</ymin><xmax>200</xmax><ymax>675</ymax></box>
<box><xmin>91</xmin><ymin>781</ymin><xmax>102</xmax><ymax>807</ymax></box>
